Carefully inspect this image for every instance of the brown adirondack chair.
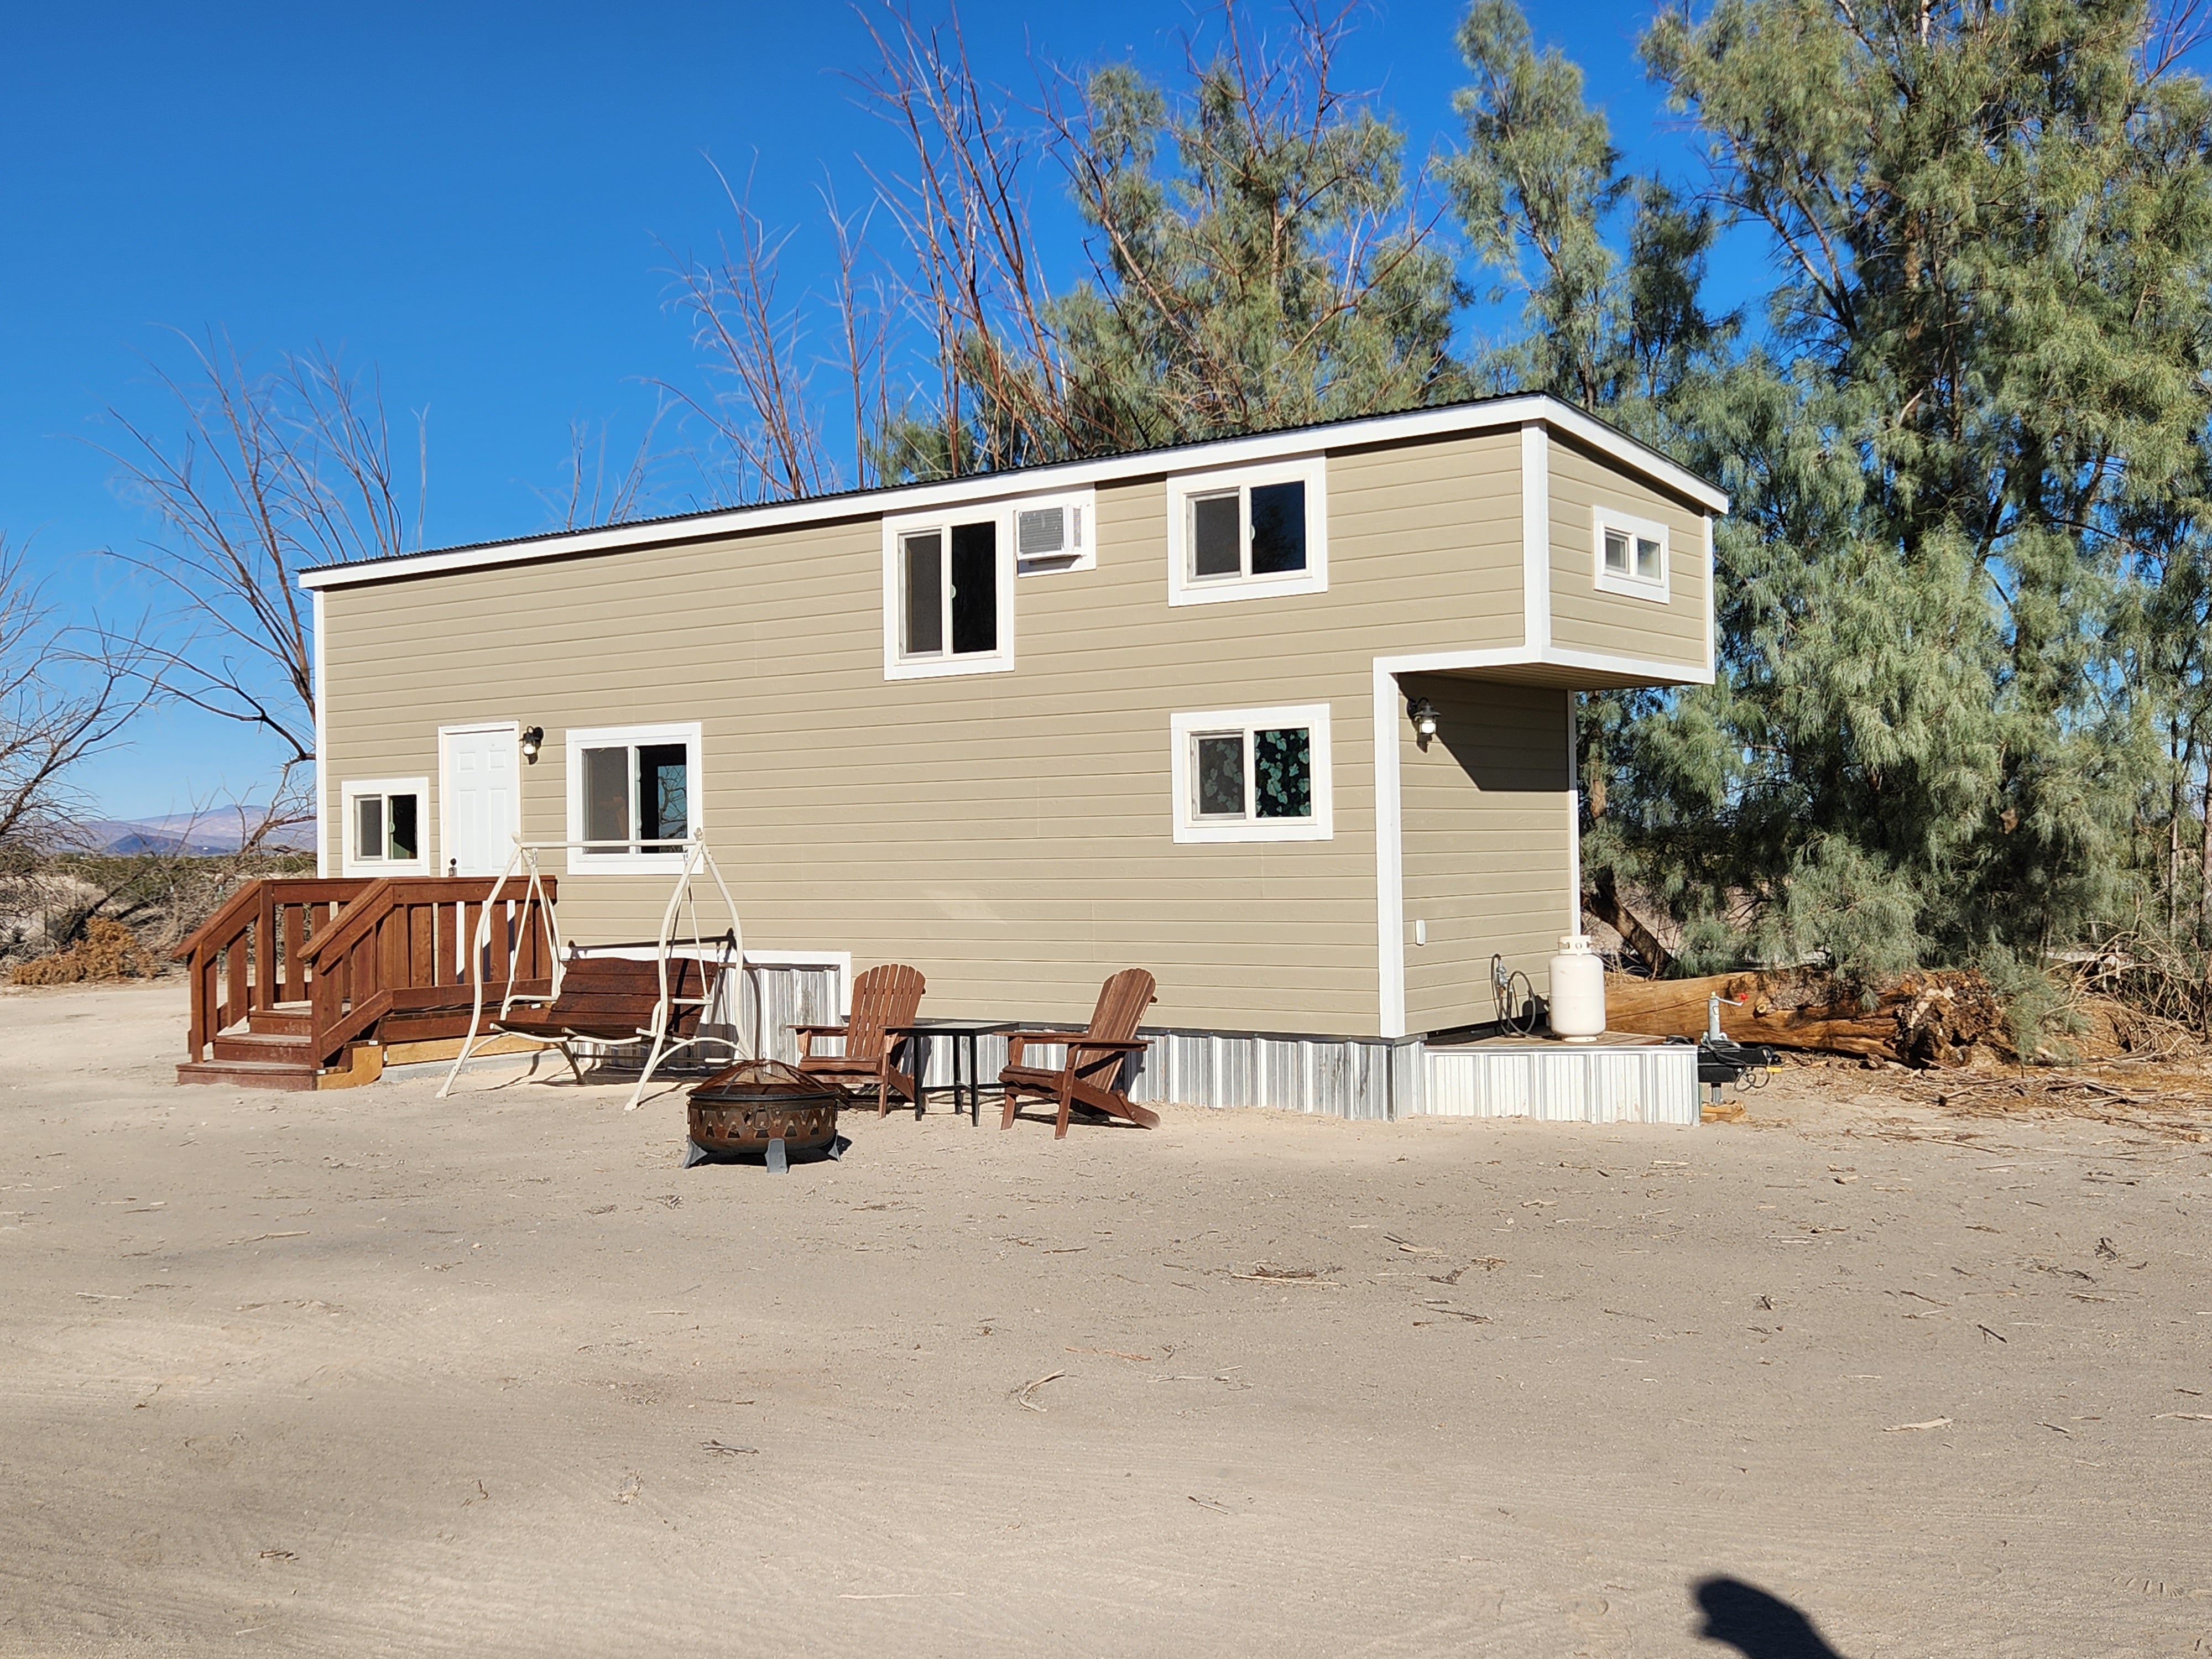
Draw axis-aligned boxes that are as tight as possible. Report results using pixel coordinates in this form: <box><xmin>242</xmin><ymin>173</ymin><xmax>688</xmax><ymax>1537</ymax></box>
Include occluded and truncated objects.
<box><xmin>792</xmin><ymin>963</ymin><xmax>926</xmax><ymax>1116</ymax></box>
<box><xmin>998</xmin><ymin>968</ymin><xmax>1160</xmax><ymax>1138</ymax></box>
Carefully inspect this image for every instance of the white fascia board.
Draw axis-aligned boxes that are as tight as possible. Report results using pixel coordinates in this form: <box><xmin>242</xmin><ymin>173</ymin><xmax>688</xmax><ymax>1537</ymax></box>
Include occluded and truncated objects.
<box><xmin>296</xmin><ymin>395</ymin><xmax>1726</xmax><ymax>593</ymax></box>
<box><xmin>1521</xmin><ymin>422</ymin><xmax>1551</xmax><ymax>653</ymax></box>
<box><xmin>312</xmin><ymin>588</ymin><xmax>328</xmax><ymax>877</ymax></box>
<box><xmin>1373</xmin><ymin>644</ymin><xmax>1714</xmax><ymax>687</ymax></box>
<box><xmin>1371</xmin><ymin>661</ymin><xmax>1407</xmax><ymax>1039</ymax></box>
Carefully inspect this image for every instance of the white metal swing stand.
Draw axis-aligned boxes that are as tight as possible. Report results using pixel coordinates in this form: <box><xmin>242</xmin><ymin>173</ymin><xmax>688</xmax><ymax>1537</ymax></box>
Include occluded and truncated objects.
<box><xmin>437</xmin><ymin>837</ymin><xmax>749</xmax><ymax>1112</ymax></box>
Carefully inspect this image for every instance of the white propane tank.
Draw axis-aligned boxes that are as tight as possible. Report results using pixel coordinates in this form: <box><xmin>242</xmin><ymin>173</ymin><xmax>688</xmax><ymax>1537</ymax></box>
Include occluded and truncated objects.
<box><xmin>1547</xmin><ymin>935</ymin><xmax>1606</xmax><ymax>1041</ymax></box>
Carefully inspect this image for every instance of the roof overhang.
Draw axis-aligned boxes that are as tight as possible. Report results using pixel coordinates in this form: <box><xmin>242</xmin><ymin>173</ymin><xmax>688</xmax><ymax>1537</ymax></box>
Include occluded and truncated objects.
<box><xmin>298</xmin><ymin>393</ymin><xmax>1728</xmax><ymax>593</ymax></box>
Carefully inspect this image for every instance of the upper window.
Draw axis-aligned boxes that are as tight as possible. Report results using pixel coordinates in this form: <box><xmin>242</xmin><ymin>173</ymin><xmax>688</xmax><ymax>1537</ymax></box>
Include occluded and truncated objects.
<box><xmin>340</xmin><ymin>778</ymin><xmax>429</xmax><ymax>877</ymax></box>
<box><xmin>1168</xmin><ymin>704</ymin><xmax>1334</xmax><ymax>844</ymax></box>
<box><xmin>1592</xmin><ymin>504</ymin><xmax>1671</xmax><ymax>602</ymax></box>
<box><xmin>882</xmin><ymin>508</ymin><xmax>1016</xmax><ymax>680</ymax></box>
<box><xmin>1166</xmin><ymin>456</ymin><xmax>1328</xmax><ymax>607</ymax></box>
<box><xmin>565</xmin><ymin>723</ymin><xmax>701</xmax><ymax>873</ymax></box>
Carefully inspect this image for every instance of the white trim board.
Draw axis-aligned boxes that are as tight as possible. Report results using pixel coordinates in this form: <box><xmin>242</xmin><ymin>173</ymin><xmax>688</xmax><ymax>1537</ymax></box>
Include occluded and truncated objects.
<box><xmin>312</xmin><ymin>588</ymin><xmax>328</xmax><ymax>877</ymax></box>
<box><xmin>297</xmin><ymin>395</ymin><xmax>1728</xmax><ymax>593</ymax></box>
<box><xmin>1521</xmin><ymin>422</ymin><xmax>1550</xmax><ymax>653</ymax></box>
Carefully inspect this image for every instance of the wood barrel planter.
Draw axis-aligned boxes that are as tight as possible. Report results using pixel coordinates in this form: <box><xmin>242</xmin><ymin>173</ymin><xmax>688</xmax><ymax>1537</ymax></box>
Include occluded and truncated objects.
<box><xmin>687</xmin><ymin>1060</ymin><xmax>844</xmax><ymax>1159</ymax></box>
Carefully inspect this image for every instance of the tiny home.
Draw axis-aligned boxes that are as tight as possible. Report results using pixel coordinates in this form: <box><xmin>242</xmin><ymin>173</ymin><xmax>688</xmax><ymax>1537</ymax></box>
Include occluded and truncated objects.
<box><xmin>301</xmin><ymin>393</ymin><xmax>1725</xmax><ymax>1119</ymax></box>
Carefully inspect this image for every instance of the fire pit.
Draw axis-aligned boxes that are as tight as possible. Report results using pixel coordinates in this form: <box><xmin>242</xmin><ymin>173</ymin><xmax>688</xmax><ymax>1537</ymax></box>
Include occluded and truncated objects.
<box><xmin>686</xmin><ymin>1059</ymin><xmax>844</xmax><ymax>1160</ymax></box>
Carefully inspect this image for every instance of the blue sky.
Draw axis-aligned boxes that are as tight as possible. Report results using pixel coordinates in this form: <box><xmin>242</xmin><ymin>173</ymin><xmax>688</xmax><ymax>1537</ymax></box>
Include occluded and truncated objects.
<box><xmin>3</xmin><ymin>0</ymin><xmax>1725</xmax><ymax>819</ymax></box>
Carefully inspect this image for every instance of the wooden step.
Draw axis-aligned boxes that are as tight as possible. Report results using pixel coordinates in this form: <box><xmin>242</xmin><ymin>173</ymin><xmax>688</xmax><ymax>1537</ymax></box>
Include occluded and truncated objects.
<box><xmin>176</xmin><ymin>1057</ymin><xmax>320</xmax><ymax>1092</ymax></box>
<box><xmin>248</xmin><ymin>1006</ymin><xmax>312</xmax><ymax>1038</ymax></box>
<box><xmin>213</xmin><ymin>1030</ymin><xmax>315</xmax><ymax>1065</ymax></box>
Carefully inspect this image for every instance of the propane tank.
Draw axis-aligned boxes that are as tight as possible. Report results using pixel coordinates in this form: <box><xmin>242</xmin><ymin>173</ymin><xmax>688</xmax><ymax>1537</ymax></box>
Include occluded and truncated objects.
<box><xmin>1547</xmin><ymin>935</ymin><xmax>1606</xmax><ymax>1041</ymax></box>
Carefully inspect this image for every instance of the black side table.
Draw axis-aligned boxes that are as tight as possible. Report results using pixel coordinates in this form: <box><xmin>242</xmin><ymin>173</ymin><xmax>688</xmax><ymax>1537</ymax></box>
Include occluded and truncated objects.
<box><xmin>887</xmin><ymin>1019</ymin><xmax>1019</xmax><ymax>1125</ymax></box>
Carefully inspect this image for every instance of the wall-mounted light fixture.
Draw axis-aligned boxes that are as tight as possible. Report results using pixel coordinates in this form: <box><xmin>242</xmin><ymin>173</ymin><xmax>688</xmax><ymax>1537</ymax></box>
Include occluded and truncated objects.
<box><xmin>520</xmin><ymin>724</ymin><xmax>544</xmax><ymax>763</ymax></box>
<box><xmin>1406</xmin><ymin>697</ymin><xmax>1438</xmax><ymax>739</ymax></box>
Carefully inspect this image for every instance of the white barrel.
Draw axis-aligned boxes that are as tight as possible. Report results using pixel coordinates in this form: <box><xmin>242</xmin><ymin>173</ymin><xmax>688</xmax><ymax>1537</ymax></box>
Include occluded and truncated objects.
<box><xmin>1547</xmin><ymin>934</ymin><xmax>1606</xmax><ymax>1041</ymax></box>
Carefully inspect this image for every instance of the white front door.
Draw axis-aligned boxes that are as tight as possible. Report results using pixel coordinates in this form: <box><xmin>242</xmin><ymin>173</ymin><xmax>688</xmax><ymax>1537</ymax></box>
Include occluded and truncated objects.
<box><xmin>441</xmin><ymin>723</ymin><xmax>519</xmax><ymax>877</ymax></box>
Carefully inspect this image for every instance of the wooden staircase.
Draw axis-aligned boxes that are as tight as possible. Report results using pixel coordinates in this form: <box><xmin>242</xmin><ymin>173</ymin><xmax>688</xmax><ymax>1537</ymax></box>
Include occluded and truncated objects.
<box><xmin>180</xmin><ymin>1003</ymin><xmax>320</xmax><ymax>1091</ymax></box>
<box><xmin>174</xmin><ymin>875</ymin><xmax>557</xmax><ymax>1089</ymax></box>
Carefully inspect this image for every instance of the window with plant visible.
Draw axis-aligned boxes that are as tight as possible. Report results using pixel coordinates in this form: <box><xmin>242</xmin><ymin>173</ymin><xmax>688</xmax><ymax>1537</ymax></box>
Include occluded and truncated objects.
<box><xmin>1170</xmin><ymin>703</ymin><xmax>1333</xmax><ymax>843</ymax></box>
<box><xmin>564</xmin><ymin>724</ymin><xmax>700</xmax><ymax>870</ymax></box>
<box><xmin>1193</xmin><ymin>726</ymin><xmax>1313</xmax><ymax>822</ymax></box>
<box><xmin>1593</xmin><ymin>505</ymin><xmax>1670</xmax><ymax>600</ymax></box>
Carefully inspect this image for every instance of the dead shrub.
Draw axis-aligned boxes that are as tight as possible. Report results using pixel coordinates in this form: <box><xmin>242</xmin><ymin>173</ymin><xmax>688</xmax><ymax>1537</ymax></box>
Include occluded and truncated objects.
<box><xmin>9</xmin><ymin>917</ymin><xmax>162</xmax><ymax>985</ymax></box>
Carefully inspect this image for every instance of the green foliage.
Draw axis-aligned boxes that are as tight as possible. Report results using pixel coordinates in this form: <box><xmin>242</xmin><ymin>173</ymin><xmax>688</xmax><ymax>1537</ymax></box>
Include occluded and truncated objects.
<box><xmin>874</xmin><ymin>11</ymin><xmax>1469</xmax><ymax>479</ymax></box>
<box><xmin>1454</xmin><ymin>0</ymin><xmax>2212</xmax><ymax>978</ymax></box>
<box><xmin>1048</xmin><ymin>52</ymin><xmax>1466</xmax><ymax>446</ymax></box>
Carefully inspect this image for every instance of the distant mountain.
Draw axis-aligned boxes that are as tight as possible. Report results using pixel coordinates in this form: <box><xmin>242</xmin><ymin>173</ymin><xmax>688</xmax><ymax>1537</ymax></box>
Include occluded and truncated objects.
<box><xmin>76</xmin><ymin>813</ymin><xmax>315</xmax><ymax>857</ymax></box>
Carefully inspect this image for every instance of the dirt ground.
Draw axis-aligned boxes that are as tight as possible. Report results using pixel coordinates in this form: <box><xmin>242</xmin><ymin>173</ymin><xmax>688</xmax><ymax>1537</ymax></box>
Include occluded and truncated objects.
<box><xmin>3</xmin><ymin>983</ymin><xmax>2209</xmax><ymax>1658</ymax></box>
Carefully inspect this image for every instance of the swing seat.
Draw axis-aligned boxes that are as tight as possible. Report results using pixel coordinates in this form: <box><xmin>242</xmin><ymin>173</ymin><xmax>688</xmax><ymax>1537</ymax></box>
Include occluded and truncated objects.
<box><xmin>496</xmin><ymin>954</ymin><xmax>717</xmax><ymax>1053</ymax></box>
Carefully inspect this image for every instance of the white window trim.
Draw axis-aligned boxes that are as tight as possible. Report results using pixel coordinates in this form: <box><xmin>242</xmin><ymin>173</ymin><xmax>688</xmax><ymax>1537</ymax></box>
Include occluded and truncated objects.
<box><xmin>437</xmin><ymin>721</ymin><xmax>520</xmax><ymax>878</ymax></box>
<box><xmin>339</xmin><ymin>776</ymin><xmax>431</xmax><ymax>877</ymax></box>
<box><xmin>1166</xmin><ymin>454</ymin><xmax>1328</xmax><ymax>608</ymax></box>
<box><xmin>1169</xmin><ymin>703</ymin><xmax>1334</xmax><ymax>844</ymax></box>
<box><xmin>1592</xmin><ymin>503</ymin><xmax>1671</xmax><ymax>602</ymax></box>
<box><xmin>564</xmin><ymin>721</ymin><xmax>703</xmax><ymax>874</ymax></box>
<box><xmin>1010</xmin><ymin>484</ymin><xmax>1097</xmax><ymax>575</ymax></box>
<box><xmin>880</xmin><ymin>505</ymin><xmax>1018</xmax><ymax>681</ymax></box>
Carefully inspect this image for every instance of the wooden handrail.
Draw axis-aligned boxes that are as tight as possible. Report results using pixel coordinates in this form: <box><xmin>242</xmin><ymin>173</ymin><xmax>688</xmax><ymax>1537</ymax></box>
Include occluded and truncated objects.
<box><xmin>296</xmin><ymin>876</ymin><xmax>549</xmax><ymax>968</ymax></box>
<box><xmin>178</xmin><ymin>874</ymin><xmax>556</xmax><ymax>1070</ymax></box>
<box><xmin>303</xmin><ymin>875</ymin><xmax>559</xmax><ymax>1066</ymax></box>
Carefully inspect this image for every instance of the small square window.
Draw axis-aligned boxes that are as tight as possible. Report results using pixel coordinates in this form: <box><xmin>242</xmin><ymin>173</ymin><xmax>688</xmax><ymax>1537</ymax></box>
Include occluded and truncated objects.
<box><xmin>1593</xmin><ymin>507</ymin><xmax>1671</xmax><ymax>602</ymax></box>
<box><xmin>1166</xmin><ymin>457</ymin><xmax>1328</xmax><ymax>607</ymax></box>
<box><xmin>340</xmin><ymin>778</ymin><xmax>429</xmax><ymax>875</ymax></box>
<box><xmin>1170</xmin><ymin>705</ymin><xmax>1333</xmax><ymax>843</ymax></box>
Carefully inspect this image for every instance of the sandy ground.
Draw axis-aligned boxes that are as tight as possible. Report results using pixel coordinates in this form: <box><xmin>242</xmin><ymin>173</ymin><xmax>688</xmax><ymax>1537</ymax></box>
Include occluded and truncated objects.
<box><xmin>2</xmin><ymin>983</ymin><xmax>2209</xmax><ymax>1658</ymax></box>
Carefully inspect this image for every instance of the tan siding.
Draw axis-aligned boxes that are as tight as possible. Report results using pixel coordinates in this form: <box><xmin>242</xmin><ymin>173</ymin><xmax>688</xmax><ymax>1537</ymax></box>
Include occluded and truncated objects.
<box><xmin>1398</xmin><ymin>676</ymin><xmax>1573</xmax><ymax>1034</ymax></box>
<box><xmin>1547</xmin><ymin>434</ymin><xmax>1709</xmax><ymax>667</ymax></box>
<box><xmin>320</xmin><ymin>422</ymin><xmax>1653</xmax><ymax>1038</ymax></box>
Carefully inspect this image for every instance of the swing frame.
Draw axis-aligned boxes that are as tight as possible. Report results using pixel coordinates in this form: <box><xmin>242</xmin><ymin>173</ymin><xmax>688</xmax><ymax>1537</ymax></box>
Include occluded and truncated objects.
<box><xmin>438</xmin><ymin>837</ymin><xmax>749</xmax><ymax>1110</ymax></box>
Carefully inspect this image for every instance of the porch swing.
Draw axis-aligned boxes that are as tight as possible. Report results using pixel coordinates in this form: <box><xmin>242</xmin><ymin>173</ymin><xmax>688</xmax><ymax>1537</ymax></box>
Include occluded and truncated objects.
<box><xmin>438</xmin><ymin>834</ymin><xmax>749</xmax><ymax>1111</ymax></box>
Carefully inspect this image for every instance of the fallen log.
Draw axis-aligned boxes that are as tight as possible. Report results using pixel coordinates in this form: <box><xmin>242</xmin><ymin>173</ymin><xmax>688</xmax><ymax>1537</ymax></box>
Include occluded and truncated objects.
<box><xmin>1601</xmin><ymin>969</ymin><xmax>2010</xmax><ymax>1068</ymax></box>
<box><xmin>1588</xmin><ymin>869</ymin><xmax>1676</xmax><ymax>978</ymax></box>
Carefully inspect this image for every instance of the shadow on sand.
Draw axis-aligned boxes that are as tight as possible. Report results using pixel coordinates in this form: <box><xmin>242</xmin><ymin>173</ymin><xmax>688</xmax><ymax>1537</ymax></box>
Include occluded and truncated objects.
<box><xmin>1692</xmin><ymin>1577</ymin><xmax>1849</xmax><ymax>1659</ymax></box>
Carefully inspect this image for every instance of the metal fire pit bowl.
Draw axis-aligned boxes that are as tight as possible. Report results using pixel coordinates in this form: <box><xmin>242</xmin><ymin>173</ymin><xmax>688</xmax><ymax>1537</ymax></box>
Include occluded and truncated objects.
<box><xmin>687</xmin><ymin>1059</ymin><xmax>844</xmax><ymax>1160</ymax></box>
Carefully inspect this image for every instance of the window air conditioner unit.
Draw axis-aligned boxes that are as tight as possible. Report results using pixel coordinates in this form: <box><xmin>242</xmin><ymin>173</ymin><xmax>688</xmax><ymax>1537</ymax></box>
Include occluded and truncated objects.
<box><xmin>1015</xmin><ymin>502</ymin><xmax>1084</xmax><ymax>570</ymax></box>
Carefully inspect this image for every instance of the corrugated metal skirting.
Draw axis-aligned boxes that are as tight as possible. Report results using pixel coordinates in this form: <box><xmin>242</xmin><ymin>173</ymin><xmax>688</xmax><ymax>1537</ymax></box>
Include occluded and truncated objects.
<box><xmin>1417</xmin><ymin>1043</ymin><xmax>1699</xmax><ymax>1126</ymax></box>
<box><xmin>682</xmin><ymin>965</ymin><xmax>1697</xmax><ymax>1129</ymax></box>
<box><xmin>1123</xmin><ymin>1030</ymin><xmax>1412</xmax><ymax>1121</ymax></box>
<box><xmin>700</xmin><ymin>963</ymin><xmax>845</xmax><ymax>1065</ymax></box>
